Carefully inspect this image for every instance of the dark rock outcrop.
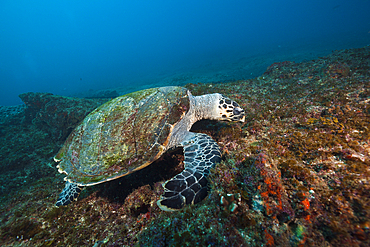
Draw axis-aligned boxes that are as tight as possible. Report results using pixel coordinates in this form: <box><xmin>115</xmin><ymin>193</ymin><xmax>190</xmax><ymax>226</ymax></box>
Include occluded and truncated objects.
<box><xmin>18</xmin><ymin>92</ymin><xmax>109</xmax><ymax>141</ymax></box>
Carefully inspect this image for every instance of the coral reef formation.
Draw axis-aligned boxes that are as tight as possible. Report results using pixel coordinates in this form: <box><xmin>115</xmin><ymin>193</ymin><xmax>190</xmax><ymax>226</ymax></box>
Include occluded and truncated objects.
<box><xmin>0</xmin><ymin>46</ymin><xmax>369</xmax><ymax>246</ymax></box>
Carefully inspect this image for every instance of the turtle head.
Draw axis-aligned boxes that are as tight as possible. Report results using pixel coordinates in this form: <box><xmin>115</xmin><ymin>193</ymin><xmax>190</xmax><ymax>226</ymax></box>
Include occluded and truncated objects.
<box><xmin>188</xmin><ymin>91</ymin><xmax>245</xmax><ymax>123</ymax></box>
<box><xmin>215</xmin><ymin>94</ymin><xmax>245</xmax><ymax>122</ymax></box>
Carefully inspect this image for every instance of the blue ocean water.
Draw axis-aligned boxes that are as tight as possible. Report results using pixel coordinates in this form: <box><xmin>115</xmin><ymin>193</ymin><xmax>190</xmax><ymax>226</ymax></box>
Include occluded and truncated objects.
<box><xmin>0</xmin><ymin>0</ymin><xmax>369</xmax><ymax>106</ymax></box>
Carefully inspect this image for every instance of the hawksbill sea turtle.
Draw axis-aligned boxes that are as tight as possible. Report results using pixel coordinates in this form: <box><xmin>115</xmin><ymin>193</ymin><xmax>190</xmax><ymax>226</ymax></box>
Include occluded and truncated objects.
<box><xmin>54</xmin><ymin>86</ymin><xmax>245</xmax><ymax>211</ymax></box>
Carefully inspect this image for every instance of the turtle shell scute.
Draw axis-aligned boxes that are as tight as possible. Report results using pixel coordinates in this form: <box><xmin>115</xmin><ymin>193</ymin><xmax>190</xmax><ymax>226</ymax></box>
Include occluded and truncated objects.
<box><xmin>55</xmin><ymin>86</ymin><xmax>189</xmax><ymax>185</ymax></box>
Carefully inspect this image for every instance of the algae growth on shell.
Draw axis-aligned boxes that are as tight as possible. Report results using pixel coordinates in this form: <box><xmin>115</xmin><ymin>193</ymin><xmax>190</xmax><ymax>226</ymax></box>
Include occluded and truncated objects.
<box><xmin>56</xmin><ymin>87</ymin><xmax>190</xmax><ymax>186</ymax></box>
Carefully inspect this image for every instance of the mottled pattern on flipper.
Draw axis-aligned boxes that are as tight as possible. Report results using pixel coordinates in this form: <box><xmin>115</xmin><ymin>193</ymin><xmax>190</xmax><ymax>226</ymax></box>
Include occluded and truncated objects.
<box><xmin>56</xmin><ymin>181</ymin><xmax>83</xmax><ymax>206</ymax></box>
<box><xmin>157</xmin><ymin>133</ymin><xmax>221</xmax><ymax>211</ymax></box>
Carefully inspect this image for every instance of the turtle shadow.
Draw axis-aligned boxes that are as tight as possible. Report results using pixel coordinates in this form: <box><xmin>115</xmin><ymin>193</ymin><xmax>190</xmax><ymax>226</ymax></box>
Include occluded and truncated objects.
<box><xmin>92</xmin><ymin>148</ymin><xmax>184</xmax><ymax>205</ymax></box>
<box><xmin>88</xmin><ymin>120</ymin><xmax>226</xmax><ymax>207</ymax></box>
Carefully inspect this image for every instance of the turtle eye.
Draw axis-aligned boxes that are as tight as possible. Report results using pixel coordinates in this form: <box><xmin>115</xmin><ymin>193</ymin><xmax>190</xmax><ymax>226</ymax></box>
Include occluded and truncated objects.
<box><xmin>233</xmin><ymin>108</ymin><xmax>241</xmax><ymax>115</ymax></box>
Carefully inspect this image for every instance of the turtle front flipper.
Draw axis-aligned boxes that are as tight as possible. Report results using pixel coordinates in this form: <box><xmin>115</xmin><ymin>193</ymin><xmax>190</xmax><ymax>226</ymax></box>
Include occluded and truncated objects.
<box><xmin>157</xmin><ymin>133</ymin><xmax>221</xmax><ymax>211</ymax></box>
<box><xmin>56</xmin><ymin>181</ymin><xmax>83</xmax><ymax>206</ymax></box>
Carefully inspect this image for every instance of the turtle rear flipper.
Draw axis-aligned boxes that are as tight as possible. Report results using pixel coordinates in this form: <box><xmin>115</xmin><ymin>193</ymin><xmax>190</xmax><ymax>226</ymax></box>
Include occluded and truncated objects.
<box><xmin>56</xmin><ymin>181</ymin><xmax>83</xmax><ymax>206</ymax></box>
<box><xmin>157</xmin><ymin>133</ymin><xmax>221</xmax><ymax>211</ymax></box>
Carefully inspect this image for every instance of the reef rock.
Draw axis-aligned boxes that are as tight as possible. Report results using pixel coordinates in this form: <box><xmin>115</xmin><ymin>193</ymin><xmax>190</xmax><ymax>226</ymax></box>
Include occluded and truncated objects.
<box><xmin>19</xmin><ymin>92</ymin><xmax>108</xmax><ymax>141</ymax></box>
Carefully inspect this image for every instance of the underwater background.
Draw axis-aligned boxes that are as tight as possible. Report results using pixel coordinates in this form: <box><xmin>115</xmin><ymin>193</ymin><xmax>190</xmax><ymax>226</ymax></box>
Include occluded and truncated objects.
<box><xmin>1</xmin><ymin>1</ymin><xmax>370</xmax><ymax>246</ymax></box>
<box><xmin>1</xmin><ymin>0</ymin><xmax>370</xmax><ymax>106</ymax></box>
